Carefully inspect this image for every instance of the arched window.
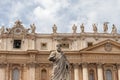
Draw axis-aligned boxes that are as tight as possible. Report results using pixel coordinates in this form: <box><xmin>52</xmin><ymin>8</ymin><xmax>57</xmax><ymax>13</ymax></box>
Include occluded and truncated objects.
<box><xmin>41</xmin><ymin>69</ymin><xmax>47</xmax><ymax>80</ymax></box>
<box><xmin>106</xmin><ymin>69</ymin><xmax>112</xmax><ymax>80</ymax></box>
<box><xmin>89</xmin><ymin>69</ymin><xmax>95</xmax><ymax>80</ymax></box>
<box><xmin>12</xmin><ymin>68</ymin><xmax>20</xmax><ymax>80</ymax></box>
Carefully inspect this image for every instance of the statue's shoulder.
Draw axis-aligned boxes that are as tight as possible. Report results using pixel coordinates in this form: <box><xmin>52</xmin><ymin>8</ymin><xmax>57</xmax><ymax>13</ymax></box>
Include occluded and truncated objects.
<box><xmin>50</xmin><ymin>50</ymin><xmax>57</xmax><ymax>55</ymax></box>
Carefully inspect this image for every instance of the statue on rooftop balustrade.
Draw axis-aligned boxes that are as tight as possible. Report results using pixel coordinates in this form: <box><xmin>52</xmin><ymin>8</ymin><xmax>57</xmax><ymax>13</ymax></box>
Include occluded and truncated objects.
<box><xmin>30</xmin><ymin>23</ymin><xmax>36</xmax><ymax>33</ymax></box>
<box><xmin>72</xmin><ymin>24</ymin><xmax>77</xmax><ymax>33</ymax></box>
<box><xmin>6</xmin><ymin>28</ymin><xmax>11</xmax><ymax>34</ymax></box>
<box><xmin>80</xmin><ymin>23</ymin><xmax>84</xmax><ymax>33</ymax></box>
<box><xmin>103</xmin><ymin>22</ymin><xmax>108</xmax><ymax>33</ymax></box>
<box><xmin>52</xmin><ymin>24</ymin><xmax>57</xmax><ymax>33</ymax></box>
<box><xmin>0</xmin><ymin>26</ymin><xmax>5</xmax><ymax>34</ymax></box>
<box><xmin>92</xmin><ymin>23</ymin><xmax>97</xmax><ymax>33</ymax></box>
<box><xmin>111</xmin><ymin>24</ymin><xmax>117</xmax><ymax>34</ymax></box>
<box><xmin>48</xmin><ymin>44</ymin><xmax>70</xmax><ymax>80</ymax></box>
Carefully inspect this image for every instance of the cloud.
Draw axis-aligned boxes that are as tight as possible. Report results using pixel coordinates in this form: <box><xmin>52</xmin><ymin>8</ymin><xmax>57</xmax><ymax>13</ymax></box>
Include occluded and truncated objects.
<box><xmin>0</xmin><ymin>0</ymin><xmax>120</xmax><ymax>33</ymax></box>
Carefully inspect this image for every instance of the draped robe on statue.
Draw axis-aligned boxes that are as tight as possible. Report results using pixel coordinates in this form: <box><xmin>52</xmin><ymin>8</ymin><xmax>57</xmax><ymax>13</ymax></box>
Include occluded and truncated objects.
<box><xmin>48</xmin><ymin>50</ymin><xmax>70</xmax><ymax>80</ymax></box>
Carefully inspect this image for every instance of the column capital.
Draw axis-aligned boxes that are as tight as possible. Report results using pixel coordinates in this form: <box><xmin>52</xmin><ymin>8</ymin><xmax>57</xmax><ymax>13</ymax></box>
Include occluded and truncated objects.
<box><xmin>27</xmin><ymin>62</ymin><xmax>37</xmax><ymax>68</ymax></box>
<box><xmin>82</xmin><ymin>63</ymin><xmax>88</xmax><ymax>68</ymax></box>
<box><xmin>39</xmin><ymin>63</ymin><xmax>51</xmax><ymax>67</ymax></box>
<box><xmin>97</xmin><ymin>63</ymin><xmax>103</xmax><ymax>68</ymax></box>
<box><xmin>22</xmin><ymin>64</ymin><xmax>28</xmax><ymax>70</ymax></box>
<box><xmin>116</xmin><ymin>64</ymin><xmax>120</xmax><ymax>68</ymax></box>
<box><xmin>73</xmin><ymin>63</ymin><xmax>79</xmax><ymax>68</ymax></box>
<box><xmin>0</xmin><ymin>63</ymin><xmax>7</xmax><ymax>68</ymax></box>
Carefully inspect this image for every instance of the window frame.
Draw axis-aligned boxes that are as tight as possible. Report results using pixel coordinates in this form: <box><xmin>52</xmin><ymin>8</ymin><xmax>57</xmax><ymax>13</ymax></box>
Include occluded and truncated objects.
<box><xmin>103</xmin><ymin>65</ymin><xmax>114</xmax><ymax>80</ymax></box>
<box><xmin>41</xmin><ymin>68</ymin><xmax>47</xmax><ymax>80</ymax></box>
<box><xmin>13</xmin><ymin>40</ymin><xmax>22</xmax><ymax>49</ymax></box>
<box><xmin>40</xmin><ymin>43</ymin><xmax>47</xmax><ymax>50</ymax></box>
<box><xmin>12</xmin><ymin>67</ymin><xmax>20</xmax><ymax>80</ymax></box>
<box><xmin>105</xmin><ymin>69</ymin><xmax>113</xmax><ymax>80</ymax></box>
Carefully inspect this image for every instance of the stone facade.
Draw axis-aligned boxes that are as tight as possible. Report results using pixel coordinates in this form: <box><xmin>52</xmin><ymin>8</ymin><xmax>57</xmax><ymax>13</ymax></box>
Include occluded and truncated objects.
<box><xmin>0</xmin><ymin>20</ymin><xmax>120</xmax><ymax>80</ymax></box>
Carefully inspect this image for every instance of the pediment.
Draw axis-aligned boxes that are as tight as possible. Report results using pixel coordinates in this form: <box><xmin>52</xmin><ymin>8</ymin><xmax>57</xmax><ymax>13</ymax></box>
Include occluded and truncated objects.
<box><xmin>80</xmin><ymin>39</ymin><xmax>120</xmax><ymax>53</ymax></box>
<box><xmin>10</xmin><ymin>20</ymin><xmax>26</xmax><ymax>34</ymax></box>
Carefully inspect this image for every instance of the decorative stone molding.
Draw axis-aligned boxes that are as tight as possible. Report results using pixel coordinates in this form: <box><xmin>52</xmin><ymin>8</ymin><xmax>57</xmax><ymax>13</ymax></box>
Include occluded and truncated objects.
<box><xmin>0</xmin><ymin>54</ymin><xmax>7</xmax><ymax>63</ymax></box>
<box><xmin>104</xmin><ymin>42</ymin><xmax>112</xmax><ymax>52</ymax></box>
<box><xmin>27</xmin><ymin>50</ymin><xmax>38</xmax><ymax>63</ymax></box>
<box><xmin>39</xmin><ymin>63</ymin><xmax>51</xmax><ymax>68</ymax></box>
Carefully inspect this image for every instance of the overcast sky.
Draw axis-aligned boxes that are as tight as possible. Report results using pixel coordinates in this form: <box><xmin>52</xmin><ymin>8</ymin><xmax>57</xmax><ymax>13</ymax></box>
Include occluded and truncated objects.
<box><xmin>0</xmin><ymin>0</ymin><xmax>120</xmax><ymax>33</ymax></box>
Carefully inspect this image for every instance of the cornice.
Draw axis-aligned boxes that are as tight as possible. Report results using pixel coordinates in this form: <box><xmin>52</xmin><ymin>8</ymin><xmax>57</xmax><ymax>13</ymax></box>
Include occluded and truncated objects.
<box><xmin>80</xmin><ymin>51</ymin><xmax>120</xmax><ymax>55</ymax></box>
<box><xmin>38</xmin><ymin>50</ymin><xmax>79</xmax><ymax>55</ymax></box>
<box><xmin>0</xmin><ymin>51</ymin><xmax>26</xmax><ymax>54</ymax></box>
<box><xmin>0</xmin><ymin>32</ymin><xmax>120</xmax><ymax>39</ymax></box>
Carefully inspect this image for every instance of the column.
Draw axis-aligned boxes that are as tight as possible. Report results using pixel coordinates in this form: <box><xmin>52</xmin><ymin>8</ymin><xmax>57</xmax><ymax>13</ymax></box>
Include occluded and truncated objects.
<box><xmin>0</xmin><ymin>64</ymin><xmax>6</xmax><ymax>80</ymax></box>
<box><xmin>29</xmin><ymin>39</ymin><xmax>34</xmax><ymax>49</ymax></box>
<box><xmin>23</xmin><ymin>64</ymin><xmax>28</xmax><ymax>80</ymax></box>
<box><xmin>82</xmin><ymin>63</ymin><xmax>88</xmax><ymax>80</ymax></box>
<box><xmin>20</xmin><ymin>67</ymin><xmax>22</xmax><ymax>80</ymax></box>
<box><xmin>113</xmin><ymin>66</ymin><xmax>117</xmax><ymax>80</ymax></box>
<box><xmin>97</xmin><ymin>64</ymin><xmax>103</xmax><ymax>80</ymax></box>
<box><xmin>70</xmin><ymin>64</ymin><xmax>74</xmax><ymax>80</ymax></box>
<box><xmin>74</xmin><ymin>64</ymin><xmax>79</xmax><ymax>80</ymax></box>
<box><xmin>53</xmin><ymin>39</ymin><xmax>57</xmax><ymax>50</ymax></box>
<box><xmin>72</xmin><ymin>38</ymin><xmax>77</xmax><ymax>50</ymax></box>
<box><xmin>5</xmin><ymin>64</ymin><xmax>9</xmax><ymax>80</ymax></box>
<box><xmin>9</xmin><ymin>67</ymin><xmax>12</xmax><ymax>80</ymax></box>
<box><xmin>29</xmin><ymin>63</ymin><xmax>35</xmax><ymax>80</ymax></box>
<box><xmin>3</xmin><ymin>39</ymin><xmax>7</xmax><ymax>50</ymax></box>
<box><xmin>118</xmin><ymin>64</ymin><xmax>120</xmax><ymax>80</ymax></box>
<box><xmin>31</xmin><ymin>39</ymin><xmax>35</xmax><ymax>49</ymax></box>
<box><xmin>79</xmin><ymin>65</ymin><xmax>83</xmax><ymax>80</ymax></box>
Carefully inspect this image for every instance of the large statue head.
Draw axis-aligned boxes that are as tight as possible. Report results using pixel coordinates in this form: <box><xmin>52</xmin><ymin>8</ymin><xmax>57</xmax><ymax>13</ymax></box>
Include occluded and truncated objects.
<box><xmin>56</xmin><ymin>44</ymin><xmax>62</xmax><ymax>52</ymax></box>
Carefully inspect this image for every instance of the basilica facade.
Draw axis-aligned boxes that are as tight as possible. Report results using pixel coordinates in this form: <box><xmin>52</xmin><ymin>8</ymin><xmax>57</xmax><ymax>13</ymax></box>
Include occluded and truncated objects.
<box><xmin>0</xmin><ymin>20</ymin><xmax>120</xmax><ymax>80</ymax></box>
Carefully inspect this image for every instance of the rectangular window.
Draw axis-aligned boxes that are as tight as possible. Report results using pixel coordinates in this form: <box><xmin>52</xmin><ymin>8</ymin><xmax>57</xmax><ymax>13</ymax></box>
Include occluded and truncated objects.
<box><xmin>41</xmin><ymin>43</ymin><xmax>47</xmax><ymax>50</ymax></box>
<box><xmin>13</xmin><ymin>40</ymin><xmax>21</xmax><ymax>48</ymax></box>
<box><xmin>87</xmin><ymin>42</ymin><xmax>93</xmax><ymax>47</ymax></box>
<box><xmin>61</xmin><ymin>43</ymin><xmax>69</xmax><ymax>49</ymax></box>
